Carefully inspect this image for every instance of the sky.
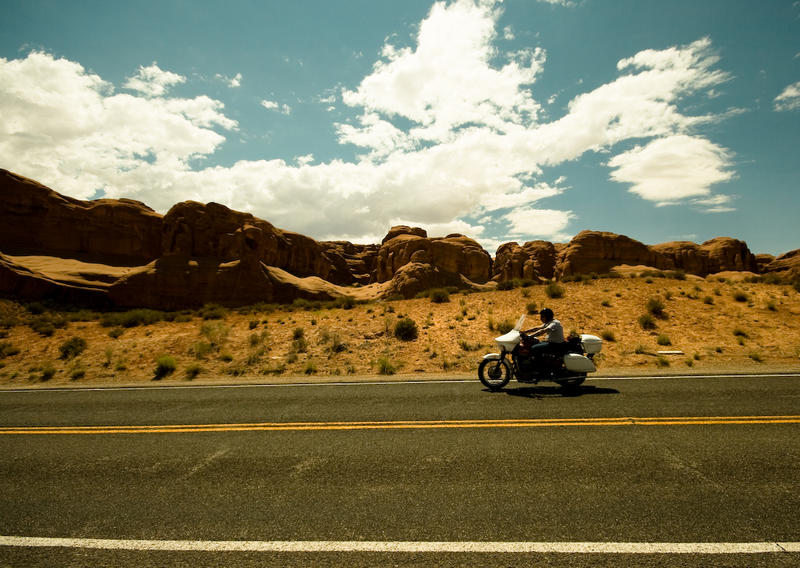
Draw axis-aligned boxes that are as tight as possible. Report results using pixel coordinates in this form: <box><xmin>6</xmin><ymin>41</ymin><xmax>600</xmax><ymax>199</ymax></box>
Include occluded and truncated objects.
<box><xmin>1</xmin><ymin>0</ymin><xmax>798</xmax><ymax>256</ymax></box>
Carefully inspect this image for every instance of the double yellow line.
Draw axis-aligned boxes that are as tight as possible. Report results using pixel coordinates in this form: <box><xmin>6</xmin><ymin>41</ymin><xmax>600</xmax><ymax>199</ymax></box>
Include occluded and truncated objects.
<box><xmin>1</xmin><ymin>415</ymin><xmax>799</xmax><ymax>435</ymax></box>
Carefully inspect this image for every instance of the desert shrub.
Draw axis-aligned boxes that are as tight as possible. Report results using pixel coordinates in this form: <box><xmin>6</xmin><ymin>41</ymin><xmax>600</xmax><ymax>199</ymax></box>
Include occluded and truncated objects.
<box><xmin>59</xmin><ymin>337</ymin><xmax>87</xmax><ymax>360</ymax></box>
<box><xmin>377</xmin><ymin>357</ymin><xmax>397</xmax><ymax>375</ymax></box>
<box><xmin>494</xmin><ymin>319</ymin><xmax>515</xmax><ymax>334</ymax></box>
<box><xmin>304</xmin><ymin>362</ymin><xmax>318</xmax><ymax>375</ymax></box>
<box><xmin>545</xmin><ymin>282</ymin><xmax>565</xmax><ymax>299</ymax></box>
<box><xmin>685</xmin><ymin>358</ymin><xmax>694</xmax><ymax>367</ymax></box>
<box><xmin>666</xmin><ymin>270</ymin><xmax>687</xmax><ymax>280</ymax></box>
<box><xmin>766</xmin><ymin>300</ymin><xmax>777</xmax><ymax>312</ymax></box>
<box><xmin>219</xmin><ymin>353</ymin><xmax>234</xmax><ymax>362</ymax></box>
<box><xmin>199</xmin><ymin>303</ymin><xmax>227</xmax><ymax>320</ymax></box>
<box><xmin>246</xmin><ymin>347</ymin><xmax>267</xmax><ymax>366</ymax></box>
<box><xmin>40</xmin><ymin>364</ymin><xmax>56</xmax><ymax>381</ymax></box>
<box><xmin>292</xmin><ymin>338</ymin><xmax>308</xmax><ymax>353</ymax></box>
<box><xmin>458</xmin><ymin>340</ymin><xmax>482</xmax><ymax>351</ymax></box>
<box><xmin>201</xmin><ymin>322</ymin><xmax>229</xmax><ymax>349</ymax></box>
<box><xmin>496</xmin><ymin>280</ymin><xmax>515</xmax><ymax>291</ymax></box>
<box><xmin>732</xmin><ymin>328</ymin><xmax>749</xmax><ymax>338</ymax></box>
<box><xmin>29</xmin><ymin>315</ymin><xmax>66</xmax><ymax>337</ymax></box>
<box><xmin>656</xmin><ymin>334</ymin><xmax>672</xmax><ymax>346</ymax></box>
<box><xmin>703</xmin><ymin>296</ymin><xmax>714</xmax><ymax>305</ymax></box>
<box><xmin>0</xmin><ymin>341</ymin><xmax>20</xmax><ymax>359</ymax></box>
<box><xmin>191</xmin><ymin>342</ymin><xmax>213</xmax><ymax>359</ymax></box>
<box><xmin>249</xmin><ymin>320</ymin><xmax>259</xmax><ymax>330</ymax></box>
<box><xmin>638</xmin><ymin>314</ymin><xmax>657</xmax><ymax>330</ymax></box>
<box><xmin>185</xmin><ymin>364</ymin><xmax>202</xmax><ymax>380</ymax></box>
<box><xmin>600</xmin><ymin>330</ymin><xmax>616</xmax><ymax>342</ymax></box>
<box><xmin>249</xmin><ymin>333</ymin><xmax>261</xmax><ymax>347</ymax></box>
<box><xmin>394</xmin><ymin>318</ymin><xmax>419</xmax><ymax>341</ymax></box>
<box><xmin>429</xmin><ymin>288</ymin><xmax>450</xmax><ymax>303</ymax></box>
<box><xmin>646</xmin><ymin>297</ymin><xmax>666</xmax><ymax>318</ymax></box>
<box><xmin>329</xmin><ymin>334</ymin><xmax>347</xmax><ymax>354</ymax></box>
<box><xmin>101</xmin><ymin>309</ymin><xmax>164</xmax><ymax>328</ymax></box>
<box><xmin>793</xmin><ymin>280</ymin><xmax>800</xmax><ymax>293</ymax></box>
<box><xmin>153</xmin><ymin>356</ymin><xmax>177</xmax><ymax>379</ymax></box>
<box><xmin>733</xmin><ymin>291</ymin><xmax>749</xmax><ymax>303</ymax></box>
<box><xmin>526</xmin><ymin>302</ymin><xmax>538</xmax><ymax>315</ymax></box>
<box><xmin>655</xmin><ymin>356</ymin><xmax>670</xmax><ymax>368</ymax></box>
<box><xmin>26</xmin><ymin>302</ymin><xmax>48</xmax><ymax>315</ymax></box>
<box><xmin>601</xmin><ymin>300</ymin><xmax>611</xmax><ymax>308</ymax></box>
<box><xmin>108</xmin><ymin>327</ymin><xmax>124</xmax><ymax>339</ymax></box>
<box><xmin>749</xmin><ymin>352</ymin><xmax>764</xmax><ymax>363</ymax></box>
<box><xmin>334</xmin><ymin>296</ymin><xmax>356</xmax><ymax>310</ymax></box>
<box><xmin>70</xmin><ymin>365</ymin><xmax>86</xmax><ymax>380</ymax></box>
<box><xmin>293</xmin><ymin>327</ymin><xmax>305</xmax><ymax>340</ymax></box>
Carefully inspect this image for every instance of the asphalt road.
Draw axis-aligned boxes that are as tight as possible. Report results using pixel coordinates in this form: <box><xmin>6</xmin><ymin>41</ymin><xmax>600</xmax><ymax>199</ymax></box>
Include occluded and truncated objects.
<box><xmin>1</xmin><ymin>374</ymin><xmax>799</xmax><ymax>567</ymax></box>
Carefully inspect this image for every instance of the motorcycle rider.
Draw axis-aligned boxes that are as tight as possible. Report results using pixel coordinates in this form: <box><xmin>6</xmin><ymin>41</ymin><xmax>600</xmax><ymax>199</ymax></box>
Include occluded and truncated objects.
<box><xmin>523</xmin><ymin>308</ymin><xmax>564</xmax><ymax>363</ymax></box>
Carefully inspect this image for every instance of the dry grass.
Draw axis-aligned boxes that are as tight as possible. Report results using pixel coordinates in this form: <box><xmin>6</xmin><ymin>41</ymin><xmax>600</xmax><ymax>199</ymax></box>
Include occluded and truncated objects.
<box><xmin>1</xmin><ymin>276</ymin><xmax>799</xmax><ymax>385</ymax></box>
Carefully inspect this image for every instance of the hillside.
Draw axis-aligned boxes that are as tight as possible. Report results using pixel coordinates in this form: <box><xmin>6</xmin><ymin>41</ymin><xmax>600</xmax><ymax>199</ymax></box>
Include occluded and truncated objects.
<box><xmin>1</xmin><ymin>273</ymin><xmax>798</xmax><ymax>386</ymax></box>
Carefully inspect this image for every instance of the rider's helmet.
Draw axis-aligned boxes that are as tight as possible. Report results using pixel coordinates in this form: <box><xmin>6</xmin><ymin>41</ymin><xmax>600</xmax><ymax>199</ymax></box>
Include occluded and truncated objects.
<box><xmin>539</xmin><ymin>308</ymin><xmax>554</xmax><ymax>321</ymax></box>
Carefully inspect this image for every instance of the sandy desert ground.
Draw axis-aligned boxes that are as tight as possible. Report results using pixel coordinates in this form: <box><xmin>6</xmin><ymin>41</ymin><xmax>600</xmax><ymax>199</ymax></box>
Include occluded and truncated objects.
<box><xmin>1</xmin><ymin>272</ymin><xmax>798</xmax><ymax>387</ymax></box>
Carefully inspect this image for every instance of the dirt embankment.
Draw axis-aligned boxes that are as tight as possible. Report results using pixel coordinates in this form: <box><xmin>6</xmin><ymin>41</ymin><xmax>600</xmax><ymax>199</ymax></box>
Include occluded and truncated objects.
<box><xmin>1</xmin><ymin>276</ymin><xmax>799</xmax><ymax>388</ymax></box>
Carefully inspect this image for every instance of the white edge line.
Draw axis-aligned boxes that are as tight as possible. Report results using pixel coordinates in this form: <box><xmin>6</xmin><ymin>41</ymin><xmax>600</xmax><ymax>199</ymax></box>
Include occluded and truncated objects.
<box><xmin>0</xmin><ymin>536</ymin><xmax>798</xmax><ymax>554</ymax></box>
<box><xmin>0</xmin><ymin>373</ymin><xmax>799</xmax><ymax>393</ymax></box>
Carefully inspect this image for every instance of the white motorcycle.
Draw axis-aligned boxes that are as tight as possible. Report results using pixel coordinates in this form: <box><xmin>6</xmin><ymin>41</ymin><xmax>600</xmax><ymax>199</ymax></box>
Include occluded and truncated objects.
<box><xmin>478</xmin><ymin>315</ymin><xmax>602</xmax><ymax>391</ymax></box>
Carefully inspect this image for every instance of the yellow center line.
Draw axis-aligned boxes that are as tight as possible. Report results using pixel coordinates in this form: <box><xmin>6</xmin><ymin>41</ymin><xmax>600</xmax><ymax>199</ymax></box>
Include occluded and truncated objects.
<box><xmin>0</xmin><ymin>415</ymin><xmax>799</xmax><ymax>435</ymax></box>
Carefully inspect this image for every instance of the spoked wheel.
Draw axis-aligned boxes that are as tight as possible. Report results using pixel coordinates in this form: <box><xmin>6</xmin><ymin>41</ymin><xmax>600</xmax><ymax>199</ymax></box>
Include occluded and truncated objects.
<box><xmin>555</xmin><ymin>374</ymin><xmax>586</xmax><ymax>389</ymax></box>
<box><xmin>478</xmin><ymin>359</ymin><xmax>512</xmax><ymax>391</ymax></box>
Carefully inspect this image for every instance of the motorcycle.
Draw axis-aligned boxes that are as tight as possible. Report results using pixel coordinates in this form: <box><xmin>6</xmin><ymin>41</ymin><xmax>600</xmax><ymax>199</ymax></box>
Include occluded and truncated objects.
<box><xmin>478</xmin><ymin>315</ymin><xmax>602</xmax><ymax>391</ymax></box>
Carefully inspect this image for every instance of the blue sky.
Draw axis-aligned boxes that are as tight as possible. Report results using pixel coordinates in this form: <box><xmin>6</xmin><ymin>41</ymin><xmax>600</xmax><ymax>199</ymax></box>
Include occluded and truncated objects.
<box><xmin>1</xmin><ymin>0</ymin><xmax>798</xmax><ymax>256</ymax></box>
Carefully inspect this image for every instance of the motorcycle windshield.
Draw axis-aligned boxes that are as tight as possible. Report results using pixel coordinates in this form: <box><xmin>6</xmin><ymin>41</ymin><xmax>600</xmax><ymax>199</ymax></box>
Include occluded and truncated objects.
<box><xmin>513</xmin><ymin>314</ymin><xmax>526</xmax><ymax>331</ymax></box>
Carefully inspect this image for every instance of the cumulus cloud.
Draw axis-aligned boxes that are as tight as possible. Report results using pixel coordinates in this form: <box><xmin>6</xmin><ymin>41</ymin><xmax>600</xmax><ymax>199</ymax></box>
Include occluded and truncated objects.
<box><xmin>608</xmin><ymin>135</ymin><xmax>734</xmax><ymax>206</ymax></box>
<box><xmin>0</xmin><ymin>51</ymin><xmax>235</xmax><ymax>201</ymax></box>
<box><xmin>260</xmin><ymin>99</ymin><xmax>292</xmax><ymax>115</ymax></box>
<box><xmin>774</xmin><ymin>81</ymin><xmax>800</xmax><ymax>111</ymax></box>
<box><xmin>503</xmin><ymin>208</ymin><xmax>575</xmax><ymax>242</ymax></box>
<box><xmin>0</xmin><ymin>1</ymin><xmax>738</xmax><ymax>245</ymax></box>
<box><xmin>340</xmin><ymin>0</ymin><xmax>545</xmax><ymax>149</ymax></box>
<box><xmin>123</xmin><ymin>62</ymin><xmax>185</xmax><ymax>97</ymax></box>
<box><xmin>215</xmin><ymin>72</ymin><xmax>242</xmax><ymax>88</ymax></box>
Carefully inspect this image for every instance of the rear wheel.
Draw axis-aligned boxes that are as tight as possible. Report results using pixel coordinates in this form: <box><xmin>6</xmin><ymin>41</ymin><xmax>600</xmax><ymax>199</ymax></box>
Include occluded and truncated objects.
<box><xmin>478</xmin><ymin>358</ymin><xmax>512</xmax><ymax>391</ymax></box>
<box><xmin>556</xmin><ymin>374</ymin><xmax>586</xmax><ymax>389</ymax></box>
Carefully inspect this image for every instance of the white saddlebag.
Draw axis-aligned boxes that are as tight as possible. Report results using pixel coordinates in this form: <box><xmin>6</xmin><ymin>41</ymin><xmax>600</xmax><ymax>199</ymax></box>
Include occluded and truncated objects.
<box><xmin>563</xmin><ymin>353</ymin><xmax>596</xmax><ymax>372</ymax></box>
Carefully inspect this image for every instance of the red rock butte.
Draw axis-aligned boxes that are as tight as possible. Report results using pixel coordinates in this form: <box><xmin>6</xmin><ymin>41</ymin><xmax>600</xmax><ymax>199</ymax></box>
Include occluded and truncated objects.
<box><xmin>1</xmin><ymin>168</ymin><xmax>798</xmax><ymax>309</ymax></box>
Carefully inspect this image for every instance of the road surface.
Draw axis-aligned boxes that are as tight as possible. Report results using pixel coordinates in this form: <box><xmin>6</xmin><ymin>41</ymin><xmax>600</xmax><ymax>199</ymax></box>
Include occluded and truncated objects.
<box><xmin>1</xmin><ymin>373</ymin><xmax>799</xmax><ymax>566</ymax></box>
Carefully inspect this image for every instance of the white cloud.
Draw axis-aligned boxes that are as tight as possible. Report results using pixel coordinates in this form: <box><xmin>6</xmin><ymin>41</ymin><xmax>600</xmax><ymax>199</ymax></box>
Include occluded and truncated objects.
<box><xmin>608</xmin><ymin>135</ymin><xmax>734</xmax><ymax>206</ymax></box>
<box><xmin>260</xmin><ymin>99</ymin><xmax>292</xmax><ymax>114</ymax></box>
<box><xmin>537</xmin><ymin>0</ymin><xmax>576</xmax><ymax>6</ymax></box>
<box><xmin>774</xmin><ymin>81</ymin><xmax>800</xmax><ymax>111</ymax></box>
<box><xmin>340</xmin><ymin>0</ymin><xmax>545</xmax><ymax>149</ymax></box>
<box><xmin>0</xmin><ymin>6</ymin><xmax>737</xmax><ymax>246</ymax></box>
<box><xmin>503</xmin><ymin>208</ymin><xmax>575</xmax><ymax>242</ymax></box>
<box><xmin>215</xmin><ymin>72</ymin><xmax>242</xmax><ymax>88</ymax></box>
<box><xmin>691</xmin><ymin>194</ymin><xmax>736</xmax><ymax>213</ymax></box>
<box><xmin>0</xmin><ymin>51</ymin><xmax>235</xmax><ymax>201</ymax></box>
<box><xmin>123</xmin><ymin>62</ymin><xmax>185</xmax><ymax>97</ymax></box>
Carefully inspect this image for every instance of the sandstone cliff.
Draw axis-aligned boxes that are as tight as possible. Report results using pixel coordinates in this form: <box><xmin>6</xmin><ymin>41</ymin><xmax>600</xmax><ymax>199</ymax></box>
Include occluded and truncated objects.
<box><xmin>0</xmin><ymin>168</ymin><xmax>794</xmax><ymax>309</ymax></box>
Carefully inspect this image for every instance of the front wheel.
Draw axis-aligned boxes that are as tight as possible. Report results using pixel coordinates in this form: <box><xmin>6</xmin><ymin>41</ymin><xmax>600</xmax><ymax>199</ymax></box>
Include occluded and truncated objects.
<box><xmin>478</xmin><ymin>358</ymin><xmax>512</xmax><ymax>391</ymax></box>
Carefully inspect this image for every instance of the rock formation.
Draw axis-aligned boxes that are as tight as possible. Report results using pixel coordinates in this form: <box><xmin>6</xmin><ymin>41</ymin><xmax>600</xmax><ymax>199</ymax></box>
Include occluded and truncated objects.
<box><xmin>763</xmin><ymin>249</ymin><xmax>800</xmax><ymax>280</ymax></box>
<box><xmin>556</xmin><ymin>231</ymin><xmax>658</xmax><ymax>278</ymax></box>
<box><xmin>0</xmin><ymin>169</ymin><xmax>162</xmax><ymax>265</ymax></box>
<box><xmin>376</xmin><ymin>227</ymin><xmax>492</xmax><ymax>284</ymax></box>
<box><xmin>0</xmin><ymin>168</ymin><xmax>795</xmax><ymax>309</ymax></box>
<box><xmin>493</xmin><ymin>241</ymin><xmax>558</xmax><ymax>282</ymax></box>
